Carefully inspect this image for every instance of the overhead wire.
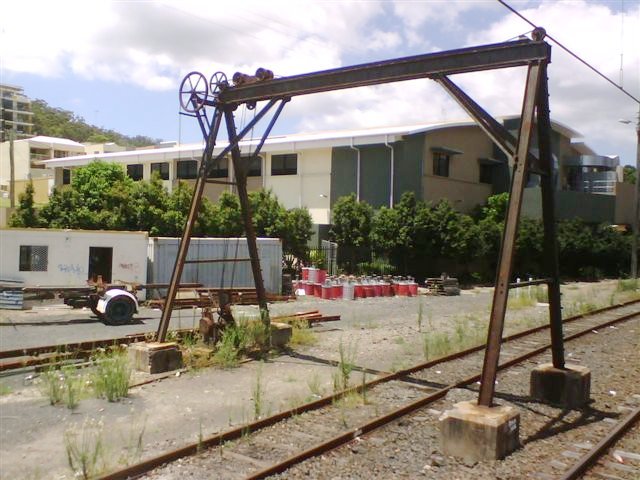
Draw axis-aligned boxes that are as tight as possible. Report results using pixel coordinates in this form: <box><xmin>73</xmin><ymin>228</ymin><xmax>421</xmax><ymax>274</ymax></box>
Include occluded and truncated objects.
<box><xmin>496</xmin><ymin>0</ymin><xmax>639</xmax><ymax>104</ymax></box>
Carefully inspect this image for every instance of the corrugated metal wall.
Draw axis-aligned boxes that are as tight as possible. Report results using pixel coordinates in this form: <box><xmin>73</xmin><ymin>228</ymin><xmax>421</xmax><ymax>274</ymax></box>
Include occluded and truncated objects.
<box><xmin>148</xmin><ymin>237</ymin><xmax>282</xmax><ymax>294</ymax></box>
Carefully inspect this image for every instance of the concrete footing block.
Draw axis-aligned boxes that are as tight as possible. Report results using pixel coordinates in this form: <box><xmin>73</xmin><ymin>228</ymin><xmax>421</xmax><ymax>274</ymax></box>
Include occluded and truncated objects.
<box><xmin>530</xmin><ymin>363</ymin><xmax>590</xmax><ymax>408</ymax></box>
<box><xmin>270</xmin><ymin>322</ymin><xmax>292</xmax><ymax>348</ymax></box>
<box><xmin>128</xmin><ymin>342</ymin><xmax>183</xmax><ymax>374</ymax></box>
<box><xmin>440</xmin><ymin>400</ymin><xmax>520</xmax><ymax>461</ymax></box>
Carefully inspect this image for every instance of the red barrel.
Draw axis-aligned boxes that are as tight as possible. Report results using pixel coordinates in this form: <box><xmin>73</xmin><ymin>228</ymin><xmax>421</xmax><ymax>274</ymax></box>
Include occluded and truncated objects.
<box><xmin>391</xmin><ymin>283</ymin><xmax>398</xmax><ymax>296</ymax></box>
<box><xmin>364</xmin><ymin>285</ymin><xmax>374</xmax><ymax>298</ymax></box>
<box><xmin>354</xmin><ymin>284</ymin><xmax>364</xmax><ymax>299</ymax></box>
<box><xmin>408</xmin><ymin>282</ymin><xmax>418</xmax><ymax>296</ymax></box>
<box><xmin>373</xmin><ymin>284</ymin><xmax>382</xmax><ymax>297</ymax></box>
<box><xmin>313</xmin><ymin>283</ymin><xmax>322</xmax><ymax>297</ymax></box>
<box><xmin>321</xmin><ymin>285</ymin><xmax>332</xmax><ymax>300</ymax></box>
<box><xmin>303</xmin><ymin>282</ymin><xmax>314</xmax><ymax>296</ymax></box>
<box><xmin>332</xmin><ymin>284</ymin><xmax>343</xmax><ymax>300</ymax></box>
<box><xmin>302</xmin><ymin>267</ymin><xmax>309</xmax><ymax>280</ymax></box>
<box><xmin>381</xmin><ymin>283</ymin><xmax>391</xmax><ymax>297</ymax></box>
<box><xmin>397</xmin><ymin>283</ymin><xmax>409</xmax><ymax>296</ymax></box>
<box><xmin>317</xmin><ymin>270</ymin><xmax>327</xmax><ymax>284</ymax></box>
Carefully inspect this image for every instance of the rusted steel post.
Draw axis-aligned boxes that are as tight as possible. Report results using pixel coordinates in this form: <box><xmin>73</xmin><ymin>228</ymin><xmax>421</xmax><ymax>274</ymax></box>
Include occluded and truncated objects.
<box><xmin>156</xmin><ymin>110</ymin><xmax>223</xmax><ymax>342</ymax></box>
<box><xmin>223</xmin><ymin>108</ymin><xmax>270</xmax><ymax>328</ymax></box>
<box><xmin>536</xmin><ymin>65</ymin><xmax>565</xmax><ymax>369</ymax></box>
<box><xmin>477</xmin><ymin>63</ymin><xmax>542</xmax><ymax>407</ymax></box>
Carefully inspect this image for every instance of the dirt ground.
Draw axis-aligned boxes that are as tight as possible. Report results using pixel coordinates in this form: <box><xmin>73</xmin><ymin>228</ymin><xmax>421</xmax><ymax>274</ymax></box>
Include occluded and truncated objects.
<box><xmin>0</xmin><ymin>279</ymin><xmax>637</xmax><ymax>479</ymax></box>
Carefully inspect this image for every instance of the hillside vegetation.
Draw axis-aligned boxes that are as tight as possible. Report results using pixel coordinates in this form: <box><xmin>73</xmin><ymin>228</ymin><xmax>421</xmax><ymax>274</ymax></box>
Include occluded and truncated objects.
<box><xmin>31</xmin><ymin>99</ymin><xmax>160</xmax><ymax>147</ymax></box>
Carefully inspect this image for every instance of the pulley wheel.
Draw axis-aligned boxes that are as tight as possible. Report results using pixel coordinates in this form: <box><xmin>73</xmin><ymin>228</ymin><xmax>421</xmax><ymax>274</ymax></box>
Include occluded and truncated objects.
<box><xmin>179</xmin><ymin>71</ymin><xmax>208</xmax><ymax>113</ymax></box>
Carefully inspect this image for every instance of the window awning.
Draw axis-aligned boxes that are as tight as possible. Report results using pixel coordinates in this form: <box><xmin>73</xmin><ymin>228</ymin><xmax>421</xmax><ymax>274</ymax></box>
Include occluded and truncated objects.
<box><xmin>431</xmin><ymin>146</ymin><xmax>463</xmax><ymax>155</ymax></box>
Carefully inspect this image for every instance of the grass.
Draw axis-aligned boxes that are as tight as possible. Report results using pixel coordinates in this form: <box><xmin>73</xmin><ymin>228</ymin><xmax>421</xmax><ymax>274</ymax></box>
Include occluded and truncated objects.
<box><xmin>617</xmin><ymin>278</ymin><xmax>639</xmax><ymax>292</ymax></box>
<box><xmin>252</xmin><ymin>363</ymin><xmax>265</xmax><ymax>420</ymax></box>
<box><xmin>0</xmin><ymin>382</ymin><xmax>11</xmax><ymax>396</ymax></box>
<box><xmin>212</xmin><ymin>316</ymin><xmax>271</xmax><ymax>368</ymax></box>
<box><xmin>307</xmin><ymin>373</ymin><xmax>323</xmax><ymax>398</ymax></box>
<box><xmin>64</xmin><ymin>418</ymin><xmax>106</xmax><ymax>480</ymax></box>
<box><xmin>333</xmin><ymin>341</ymin><xmax>357</xmax><ymax>393</ymax></box>
<box><xmin>91</xmin><ymin>349</ymin><xmax>131</xmax><ymax>402</ymax></box>
<box><xmin>61</xmin><ymin>365</ymin><xmax>84</xmax><ymax>410</ymax></box>
<box><xmin>117</xmin><ymin>416</ymin><xmax>147</xmax><ymax>467</ymax></box>
<box><xmin>422</xmin><ymin>314</ymin><xmax>486</xmax><ymax>361</ymax></box>
<box><xmin>288</xmin><ymin>318</ymin><xmax>317</xmax><ymax>346</ymax></box>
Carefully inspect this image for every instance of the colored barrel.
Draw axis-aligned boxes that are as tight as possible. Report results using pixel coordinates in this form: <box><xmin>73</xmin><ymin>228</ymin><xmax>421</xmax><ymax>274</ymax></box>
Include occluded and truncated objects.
<box><xmin>321</xmin><ymin>285</ymin><xmax>332</xmax><ymax>300</ymax></box>
<box><xmin>313</xmin><ymin>283</ymin><xmax>322</xmax><ymax>297</ymax></box>
<box><xmin>364</xmin><ymin>285</ymin><xmax>374</xmax><ymax>298</ymax></box>
<box><xmin>332</xmin><ymin>284</ymin><xmax>343</xmax><ymax>300</ymax></box>
<box><xmin>302</xmin><ymin>267</ymin><xmax>309</xmax><ymax>281</ymax></box>
<box><xmin>317</xmin><ymin>270</ymin><xmax>327</xmax><ymax>284</ymax></box>
<box><xmin>354</xmin><ymin>284</ymin><xmax>364</xmax><ymax>299</ymax></box>
<box><xmin>303</xmin><ymin>282</ymin><xmax>314</xmax><ymax>296</ymax></box>
<box><xmin>381</xmin><ymin>283</ymin><xmax>391</xmax><ymax>297</ymax></box>
<box><xmin>397</xmin><ymin>283</ymin><xmax>409</xmax><ymax>296</ymax></box>
<box><xmin>373</xmin><ymin>284</ymin><xmax>382</xmax><ymax>297</ymax></box>
<box><xmin>409</xmin><ymin>282</ymin><xmax>418</xmax><ymax>296</ymax></box>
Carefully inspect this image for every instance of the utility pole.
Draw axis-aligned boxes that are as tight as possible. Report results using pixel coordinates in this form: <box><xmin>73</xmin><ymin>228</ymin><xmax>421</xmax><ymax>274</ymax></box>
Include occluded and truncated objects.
<box><xmin>9</xmin><ymin>128</ymin><xmax>15</xmax><ymax>209</ymax></box>
<box><xmin>632</xmin><ymin>105</ymin><xmax>639</xmax><ymax>279</ymax></box>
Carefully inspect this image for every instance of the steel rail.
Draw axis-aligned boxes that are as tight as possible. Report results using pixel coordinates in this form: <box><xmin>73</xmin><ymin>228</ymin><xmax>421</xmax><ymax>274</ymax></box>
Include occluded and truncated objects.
<box><xmin>559</xmin><ymin>405</ymin><xmax>640</xmax><ymax>480</ymax></box>
<box><xmin>95</xmin><ymin>300</ymin><xmax>640</xmax><ymax>480</ymax></box>
<box><xmin>246</xmin><ymin>308</ymin><xmax>640</xmax><ymax>480</ymax></box>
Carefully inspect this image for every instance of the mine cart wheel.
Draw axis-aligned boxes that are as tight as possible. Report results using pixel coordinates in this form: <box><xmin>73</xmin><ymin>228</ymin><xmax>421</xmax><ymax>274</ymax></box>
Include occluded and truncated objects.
<box><xmin>209</xmin><ymin>71</ymin><xmax>228</xmax><ymax>99</ymax></box>
<box><xmin>103</xmin><ymin>296</ymin><xmax>136</xmax><ymax>326</ymax></box>
<box><xmin>179</xmin><ymin>71</ymin><xmax>208</xmax><ymax>113</ymax></box>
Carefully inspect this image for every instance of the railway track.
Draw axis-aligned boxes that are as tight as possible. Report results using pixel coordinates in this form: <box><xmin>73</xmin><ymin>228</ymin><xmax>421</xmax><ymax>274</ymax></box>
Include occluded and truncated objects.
<box><xmin>95</xmin><ymin>299</ymin><xmax>639</xmax><ymax>479</ymax></box>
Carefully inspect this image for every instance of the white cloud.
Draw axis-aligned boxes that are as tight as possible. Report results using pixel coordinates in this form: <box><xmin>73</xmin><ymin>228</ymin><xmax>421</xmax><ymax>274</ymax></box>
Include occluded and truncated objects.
<box><xmin>1</xmin><ymin>0</ymin><xmax>637</xmax><ymax>164</ymax></box>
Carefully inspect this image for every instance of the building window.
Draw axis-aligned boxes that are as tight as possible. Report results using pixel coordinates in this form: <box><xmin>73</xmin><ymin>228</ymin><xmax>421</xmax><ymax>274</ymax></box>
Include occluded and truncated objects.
<box><xmin>207</xmin><ymin>157</ymin><xmax>229</xmax><ymax>179</ymax></box>
<box><xmin>479</xmin><ymin>164</ymin><xmax>493</xmax><ymax>184</ymax></box>
<box><xmin>177</xmin><ymin>160</ymin><xmax>198</xmax><ymax>179</ymax></box>
<box><xmin>19</xmin><ymin>245</ymin><xmax>48</xmax><ymax>272</ymax></box>
<box><xmin>271</xmin><ymin>153</ymin><xmax>297</xmax><ymax>176</ymax></box>
<box><xmin>54</xmin><ymin>150</ymin><xmax>68</xmax><ymax>158</ymax></box>
<box><xmin>246</xmin><ymin>155</ymin><xmax>262</xmax><ymax>177</ymax></box>
<box><xmin>432</xmin><ymin>152</ymin><xmax>450</xmax><ymax>177</ymax></box>
<box><xmin>127</xmin><ymin>164</ymin><xmax>144</xmax><ymax>181</ymax></box>
<box><xmin>62</xmin><ymin>169</ymin><xmax>71</xmax><ymax>185</ymax></box>
<box><xmin>151</xmin><ymin>162</ymin><xmax>170</xmax><ymax>180</ymax></box>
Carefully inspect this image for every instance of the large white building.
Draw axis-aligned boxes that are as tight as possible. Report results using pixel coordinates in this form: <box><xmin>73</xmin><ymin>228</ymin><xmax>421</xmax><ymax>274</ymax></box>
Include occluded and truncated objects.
<box><xmin>35</xmin><ymin>119</ymin><xmax>633</xmax><ymax>230</ymax></box>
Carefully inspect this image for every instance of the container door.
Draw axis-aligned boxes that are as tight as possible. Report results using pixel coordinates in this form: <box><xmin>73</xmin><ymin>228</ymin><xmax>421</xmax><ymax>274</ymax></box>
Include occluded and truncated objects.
<box><xmin>88</xmin><ymin>247</ymin><xmax>113</xmax><ymax>283</ymax></box>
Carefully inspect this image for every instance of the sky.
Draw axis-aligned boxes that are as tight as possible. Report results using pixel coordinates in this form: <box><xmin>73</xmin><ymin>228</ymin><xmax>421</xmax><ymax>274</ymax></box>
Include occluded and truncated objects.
<box><xmin>1</xmin><ymin>0</ymin><xmax>639</xmax><ymax>166</ymax></box>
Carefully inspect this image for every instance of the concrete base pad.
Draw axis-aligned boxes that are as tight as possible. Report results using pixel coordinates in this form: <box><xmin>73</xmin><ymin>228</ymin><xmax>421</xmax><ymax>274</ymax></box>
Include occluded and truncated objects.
<box><xmin>530</xmin><ymin>363</ymin><xmax>590</xmax><ymax>408</ymax></box>
<box><xmin>128</xmin><ymin>342</ymin><xmax>183</xmax><ymax>374</ymax></box>
<box><xmin>440</xmin><ymin>400</ymin><xmax>520</xmax><ymax>461</ymax></box>
<box><xmin>270</xmin><ymin>322</ymin><xmax>292</xmax><ymax>348</ymax></box>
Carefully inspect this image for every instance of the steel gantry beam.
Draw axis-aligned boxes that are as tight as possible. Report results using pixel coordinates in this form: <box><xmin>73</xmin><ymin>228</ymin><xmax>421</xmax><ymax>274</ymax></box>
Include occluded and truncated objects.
<box><xmin>218</xmin><ymin>40</ymin><xmax>550</xmax><ymax>105</ymax></box>
<box><xmin>166</xmin><ymin>33</ymin><xmax>564</xmax><ymax>411</ymax></box>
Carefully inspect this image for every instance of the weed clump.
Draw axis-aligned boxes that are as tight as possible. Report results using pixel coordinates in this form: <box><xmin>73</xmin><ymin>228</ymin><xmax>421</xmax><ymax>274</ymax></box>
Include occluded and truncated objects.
<box><xmin>64</xmin><ymin>418</ymin><xmax>106</xmax><ymax>479</ymax></box>
<box><xmin>91</xmin><ymin>349</ymin><xmax>131</xmax><ymax>402</ymax></box>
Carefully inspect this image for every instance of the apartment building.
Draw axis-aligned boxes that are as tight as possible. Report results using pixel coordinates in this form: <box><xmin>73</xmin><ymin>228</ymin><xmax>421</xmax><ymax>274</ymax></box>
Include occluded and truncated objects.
<box><xmin>0</xmin><ymin>135</ymin><xmax>86</xmax><ymax>204</ymax></box>
<box><xmin>0</xmin><ymin>84</ymin><xmax>34</xmax><ymax>142</ymax></box>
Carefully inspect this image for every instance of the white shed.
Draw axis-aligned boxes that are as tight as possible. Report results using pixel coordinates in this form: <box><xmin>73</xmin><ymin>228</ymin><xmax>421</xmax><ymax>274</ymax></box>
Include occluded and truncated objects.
<box><xmin>0</xmin><ymin>228</ymin><xmax>148</xmax><ymax>289</ymax></box>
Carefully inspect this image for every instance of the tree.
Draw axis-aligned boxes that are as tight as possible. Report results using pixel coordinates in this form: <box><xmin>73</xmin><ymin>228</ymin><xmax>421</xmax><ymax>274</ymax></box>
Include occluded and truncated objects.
<box><xmin>330</xmin><ymin>194</ymin><xmax>374</xmax><ymax>271</ymax></box>
<box><xmin>9</xmin><ymin>181</ymin><xmax>40</xmax><ymax>227</ymax></box>
<box><xmin>283</xmin><ymin>207</ymin><xmax>313</xmax><ymax>259</ymax></box>
<box><xmin>623</xmin><ymin>165</ymin><xmax>637</xmax><ymax>185</ymax></box>
<box><xmin>330</xmin><ymin>194</ymin><xmax>373</xmax><ymax>248</ymax></box>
